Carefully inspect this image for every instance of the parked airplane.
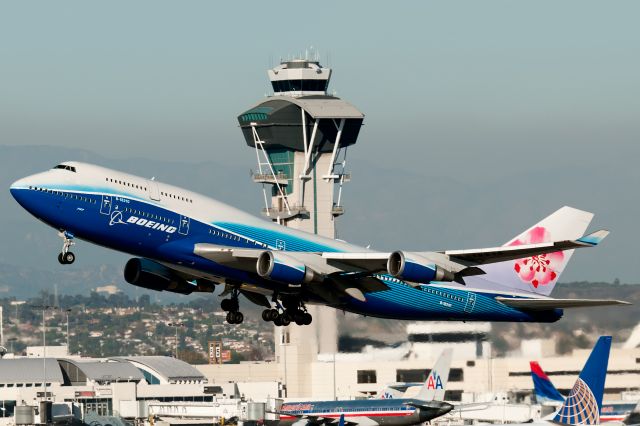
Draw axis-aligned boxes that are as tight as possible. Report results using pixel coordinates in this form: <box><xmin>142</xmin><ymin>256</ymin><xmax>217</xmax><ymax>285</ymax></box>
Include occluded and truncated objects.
<box><xmin>278</xmin><ymin>349</ymin><xmax>453</xmax><ymax>426</ymax></box>
<box><xmin>511</xmin><ymin>336</ymin><xmax>613</xmax><ymax>426</ymax></box>
<box><xmin>531</xmin><ymin>361</ymin><xmax>636</xmax><ymax>422</ymax></box>
<box><xmin>10</xmin><ymin>162</ymin><xmax>628</xmax><ymax>325</ymax></box>
<box><xmin>379</xmin><ymin>349</ymin><xmax>453</xmax><ymax>400</ymax></box>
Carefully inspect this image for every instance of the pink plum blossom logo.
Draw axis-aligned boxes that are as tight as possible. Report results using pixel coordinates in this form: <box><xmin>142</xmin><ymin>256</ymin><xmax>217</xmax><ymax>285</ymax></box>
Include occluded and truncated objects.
<box><xmin>509</xmin><ymin>226</ymin><xmax>564</xmax><ymax>288</ymax></box>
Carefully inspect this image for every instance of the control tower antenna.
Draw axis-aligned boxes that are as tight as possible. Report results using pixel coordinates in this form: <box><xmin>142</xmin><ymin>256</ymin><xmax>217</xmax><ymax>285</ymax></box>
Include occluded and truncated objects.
<box><xmin>237</xmin><ymin>56</ymin><xmax>365</xmax><ymax>397</ymax></box>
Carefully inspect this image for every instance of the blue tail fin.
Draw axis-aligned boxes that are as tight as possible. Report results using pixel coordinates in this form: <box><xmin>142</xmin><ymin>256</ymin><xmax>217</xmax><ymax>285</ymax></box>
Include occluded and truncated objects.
<box><xmin>530</xmin><ymin>361</ymin><xmax>565</xmax><ymax>404</ymax></box>
<box><xmin>338</xmin><ymin>414</ymin><xmax>345</xmax><ymax>426</ymax></box>
<box><xmin>553</xmin><ymin>336</ymin><xmax>612</xmax><ymax>425</ymax></box>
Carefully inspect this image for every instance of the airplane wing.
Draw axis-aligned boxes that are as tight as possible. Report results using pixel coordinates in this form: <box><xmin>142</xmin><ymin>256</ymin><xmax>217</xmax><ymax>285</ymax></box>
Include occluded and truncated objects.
<box><xmin>193</xmin><ymin>229</ymin><xmax>608</xmax><ymax>300</ymax></box>
<box><xmin>495</xmin><ymin>297</ymin><xmax>630</xmax><ymax>310</ymax></box>
<box><xmin>193</xmin><ymin>244</ymin><xmax>389</xmax><ymax>303</ymax></box>
<box><xmin>336</xmin><ymin>417</ymin><xmax>378</xmax><ymax>426</ymax></box>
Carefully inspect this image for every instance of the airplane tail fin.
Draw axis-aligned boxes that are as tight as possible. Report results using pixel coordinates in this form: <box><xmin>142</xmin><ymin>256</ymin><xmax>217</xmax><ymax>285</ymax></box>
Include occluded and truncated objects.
<box><xmin>530</xmin><ymin>361</ymin><xmax>565</xmax><ymax>404</ymax></box>
<box><xmin>470</xmin><ymin>206</ymin><xmax>594</xmax><ymax>296</ymax></box>
<box><xmin>553</xmin><ymin>336</ymin><xmax>612</xmax><ymax>425</ymax></box>
<box><xmin>416</xmin><ymin>348</ymin><xmax>453</xmax><ymax>401</ymax></box>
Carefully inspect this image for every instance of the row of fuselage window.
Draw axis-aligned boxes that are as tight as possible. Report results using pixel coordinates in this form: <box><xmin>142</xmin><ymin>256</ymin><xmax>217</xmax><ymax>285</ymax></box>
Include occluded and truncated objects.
<box><xmin>29</xmin><ymin>186</ymin><xmax>97</xmax><ymax>204</ymax></box>
<box><xmin>122</xmin><ymin>207</ymin><xmax>175</xmax><ymax>225</ymax></box>
<box><xmin>423</xmin><ymin>287</ymin><xmax>465</xmax><ymax>303</ymax></box>
<box><xmin>286</xmin><ymin>407</ymin><xmax>410</xmax><ymax>414</ymax></box>
<box><xmin>374</xmin><ymin>273</ymin><xmax>465</xmax><ymax>302</ymax></box>
<box><xmin>207</xmin><ymin>228</ymin><xmax>268</xmax><ymax>248</ymax></box>
<box><xmin>0</xmin><ymin>382</ymin><xmax>51</xmax><ymax>388</ymax></box>
<box><xmin>105</xmin><ymin>177</ymin><xmax>194</xmax><ymax>204</ymax></box>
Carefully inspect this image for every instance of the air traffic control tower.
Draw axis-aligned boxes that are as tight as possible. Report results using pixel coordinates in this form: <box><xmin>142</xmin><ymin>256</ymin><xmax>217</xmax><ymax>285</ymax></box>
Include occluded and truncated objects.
<box><xmin>237</xmin><ymin>59</ymin><xmax>363</xmax><ymax>235</ymax></box>
<box><xmin>237</xmin><ymin>58</ymin><xmax>364</xmax><ymax>396</ymax></box>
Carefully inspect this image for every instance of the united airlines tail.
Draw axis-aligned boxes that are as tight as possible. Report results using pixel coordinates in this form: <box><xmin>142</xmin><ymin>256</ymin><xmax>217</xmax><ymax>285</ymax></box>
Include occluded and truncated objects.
<box><xmin>530</xmin><ymin>361</ymin><xmax>565</xmax><ymax>404</ymax></box>
<box><xmin>553</xmin><ymin>336</ymin><xmax>612</xmax><ymax>425</ymax></box>
<box><xmin>467</xmin><ymin>206</ymin><xmax>597</xmax><ymax>296</ymax></box>
<box><xmin>416</xmin><ymin>348</ymin><xmax>453</xmax><ymax>401</ymax></box>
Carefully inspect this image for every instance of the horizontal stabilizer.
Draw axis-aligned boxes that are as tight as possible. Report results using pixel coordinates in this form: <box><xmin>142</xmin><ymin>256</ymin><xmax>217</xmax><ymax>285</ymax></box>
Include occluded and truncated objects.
<box><xmin>496</xmin><ymin>297</ymin><xmax>630</xmax><ymax>311</ymax></box>
<box><xmin>444</xmin><ymin>229</ymin><xmax>609</xmax><ymax>265</ymax></box>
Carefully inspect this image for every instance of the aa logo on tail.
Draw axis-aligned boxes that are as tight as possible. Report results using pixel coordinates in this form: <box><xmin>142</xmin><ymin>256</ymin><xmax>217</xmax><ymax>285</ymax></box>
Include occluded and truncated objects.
<box><xmin>426</xmin><ymin>373</ymin><xmax>443</xmax><ymax>389</ymax></box>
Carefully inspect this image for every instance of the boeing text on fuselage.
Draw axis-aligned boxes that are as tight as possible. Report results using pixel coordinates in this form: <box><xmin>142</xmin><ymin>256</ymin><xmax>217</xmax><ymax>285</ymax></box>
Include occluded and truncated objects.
<box><xmin>9</xmin><ymin>162</ymin><xmax>628</xmax><ymax>326</ymax></box>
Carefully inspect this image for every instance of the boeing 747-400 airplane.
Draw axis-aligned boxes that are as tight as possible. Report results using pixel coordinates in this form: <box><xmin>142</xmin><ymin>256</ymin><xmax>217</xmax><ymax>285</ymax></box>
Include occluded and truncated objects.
<box><xmin>10</xmin><ymin>162</ymin><xmax>628</xmax><ymax>325</ymax></box>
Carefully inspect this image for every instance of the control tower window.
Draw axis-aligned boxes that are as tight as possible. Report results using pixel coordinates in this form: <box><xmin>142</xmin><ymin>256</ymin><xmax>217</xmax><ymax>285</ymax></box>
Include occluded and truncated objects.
<box><xmin>272</xmin><ymin>79</ymin><xmax>328</xmax><ymax>92</ymax></box>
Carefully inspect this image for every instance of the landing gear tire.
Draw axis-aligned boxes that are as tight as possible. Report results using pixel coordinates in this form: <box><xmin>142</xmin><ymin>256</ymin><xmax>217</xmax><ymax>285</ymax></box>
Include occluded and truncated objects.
<box><xmin>262</xmin><ymin>308</ymin><xmax>279</xmax><ymax>322</ymax></box>
<box><xmin>293</xmin><ymin>311</ymin><xmax>313</xmax><ymax>326</ymax></box>
<box><xmin>293</xmin><ymin>311</ymin><xmax>306</xmax><ymax>326</ymax></box>
<box><xmin>226</xmin><ymin>311</ymin><xmax>244</xmax><ymax>324</ymax></box>
<box><xmin>262</xmin><ymin>309</ymin><xmax>271</xmax><ymax>322</ymax></box>
<box><xmin>273</xmin><ymin>316</ymin><xmax>283</xmax><ymax>327</ymax></box>
<box><xmin>58</xmin><ymin>251</ymin><xmax>75</xmax><ymax>264</ymax></box>
<box><xmin>281</xmin><ymin>312</ymin><xmax>292</xmax><ymax>326</ymax></box>
<box><xmin>268</xmin><ymin>309</ymin><xmax>279</xmax><ymax>321</ymax></box>
<box><xmin>63</xmin><ymin>251</ymin><xmax>75</xmax><ymax>264</ymax></box>
<box><xmin>221</xmin><ymin>298</ymin><xmax>238</xmax><ymax>312</ymax></box>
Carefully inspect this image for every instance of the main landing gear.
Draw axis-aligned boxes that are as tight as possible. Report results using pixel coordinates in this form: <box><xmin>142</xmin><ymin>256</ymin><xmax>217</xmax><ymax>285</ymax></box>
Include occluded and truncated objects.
<box><xmin>262</xmin><ymin>296</ymin><xmax>312</xmax><ymax>326</ymax></box>
<box><xmin>221</xmin><ymin>291</ymin><xmax>244</xmax><ymax>324</ymax></box>
<box><xmin>57</xmin><ymin>231</ymin><xmax>76</xmax><ymax>265</ymax></box>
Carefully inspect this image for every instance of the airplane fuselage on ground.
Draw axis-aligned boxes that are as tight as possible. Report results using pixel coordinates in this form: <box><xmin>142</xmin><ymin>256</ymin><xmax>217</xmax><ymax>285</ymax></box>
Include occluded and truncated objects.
<box><xmin>278</xmin><ymin>399</ymin><xmax>453</xmax><ymax>426</ymax></box>
<box><xmin>11</xmin><ymin>162</ymin><xmax>611</xmax><ymax>325</ymax></box>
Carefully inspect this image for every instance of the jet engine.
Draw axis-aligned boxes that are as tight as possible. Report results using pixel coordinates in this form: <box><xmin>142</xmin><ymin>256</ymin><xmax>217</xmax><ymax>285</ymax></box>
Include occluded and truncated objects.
<box><xmin>124</xmin><ymin>258</ymin><xmax>196</xmax><ymax>295</ymax></box>
<box><xmin>387</xmin><ymin>251</ymin><xmax>455</xmax><ymax>283</ymax></box>
<box><xmin>256</xmin><ymin>251</ymin><xmax>316</xmax><ymax>284</ymax></box>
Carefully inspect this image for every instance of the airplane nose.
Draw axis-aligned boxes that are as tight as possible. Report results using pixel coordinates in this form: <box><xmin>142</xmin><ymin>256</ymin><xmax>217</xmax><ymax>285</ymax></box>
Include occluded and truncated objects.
<box><xmin>9</xmin><ymin>178</ymin><xmax>29</xmax><ymax>203</ymax></box>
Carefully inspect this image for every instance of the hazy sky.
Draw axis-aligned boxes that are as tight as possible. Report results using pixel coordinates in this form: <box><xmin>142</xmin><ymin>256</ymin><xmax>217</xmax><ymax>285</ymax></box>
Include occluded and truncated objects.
<box><xmin>1</xmin><ymin>1</ymin><xmax>639</xmax><ymax>282</ymax></box>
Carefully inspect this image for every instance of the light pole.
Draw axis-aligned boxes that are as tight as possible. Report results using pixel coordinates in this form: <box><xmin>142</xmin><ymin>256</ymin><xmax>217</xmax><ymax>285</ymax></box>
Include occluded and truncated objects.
<box><xmin>10</xmin><ymin>300</ymin><xmax>25</xmax><ymax>324</ymax></box>
<box><xmin>31</xmin><ymin>305</ymin><xmax>56</xmax><ymax>401</ymax></box>
<box><xmin>63</xmin><ymin>309</ymin><xmax>72</xmax><ymax>353</ymax></box>
<box><xmin>168</xmin><ymin>323</ymin><xmax>185</xmax><ymax>359</ymax></box>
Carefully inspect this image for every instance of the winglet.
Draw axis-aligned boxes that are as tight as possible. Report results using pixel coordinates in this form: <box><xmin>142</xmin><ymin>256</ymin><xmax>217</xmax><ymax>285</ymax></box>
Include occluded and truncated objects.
<box><xmin>577</xmin><ymin>230</ymin><xmax>610</xmax><ymax>246</ymax></box>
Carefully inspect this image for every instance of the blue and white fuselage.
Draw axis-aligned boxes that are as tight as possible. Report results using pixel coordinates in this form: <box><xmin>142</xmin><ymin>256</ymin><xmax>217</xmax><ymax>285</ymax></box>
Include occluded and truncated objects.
<box><xmin>10</xmin><ymin>162</ymin><xmax>620</xmax><ymax>325</ymax></box>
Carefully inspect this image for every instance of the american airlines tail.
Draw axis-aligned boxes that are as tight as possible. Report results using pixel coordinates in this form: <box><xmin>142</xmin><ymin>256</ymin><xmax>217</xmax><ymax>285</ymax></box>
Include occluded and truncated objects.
<box><xmin>553</xmin><ymin>336</ymin><xmax>612</xmax><ymax>425</ymax></box>
<box><xmin>465</xmin><ymin>206</ymin><xmax>598</xmax><ymax>296</ymax></box>
<box><xmin>415</xmin><ymin>349</ymin><xmax>453</xmax><ymax>401</ymax></box>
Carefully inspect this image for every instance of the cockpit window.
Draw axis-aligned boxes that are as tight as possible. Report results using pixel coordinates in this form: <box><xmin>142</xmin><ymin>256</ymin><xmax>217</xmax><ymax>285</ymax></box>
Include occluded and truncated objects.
<box><xmin>53</xmin><ymin>164</ymin><xmax>76</xmax><ymax>172</ymax></box>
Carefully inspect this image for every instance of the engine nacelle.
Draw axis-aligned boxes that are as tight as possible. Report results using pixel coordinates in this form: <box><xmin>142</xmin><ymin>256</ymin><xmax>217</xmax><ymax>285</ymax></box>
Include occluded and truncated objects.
<box><xmin>387</xmin><ymin>251</ymin><xmax>455</xmax><ymax>283</ymax></box>
<box><xmin>256</xmin><ymin>251</ymin><xmax>316</xmax><ymax>284</ymax></box>
<box><xmin>124</xmin><ymin>258</ymin><xmax>195</xmax><ymax>295</ymax></box>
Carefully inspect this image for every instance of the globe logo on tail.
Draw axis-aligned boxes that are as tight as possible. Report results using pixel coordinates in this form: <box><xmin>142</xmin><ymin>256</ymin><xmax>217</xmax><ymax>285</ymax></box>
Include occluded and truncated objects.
<box><xmin>553</xmin><ymin>378</ymin><xmax>600</xmax><ymax>425</ymax></box>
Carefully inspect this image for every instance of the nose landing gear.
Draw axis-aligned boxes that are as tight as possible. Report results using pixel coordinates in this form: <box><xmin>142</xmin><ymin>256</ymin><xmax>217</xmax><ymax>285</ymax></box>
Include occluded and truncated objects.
<box><xmin>57</xmin><ymin>231</ymin><xmax>76</xmax><ymax>265</ymax></box>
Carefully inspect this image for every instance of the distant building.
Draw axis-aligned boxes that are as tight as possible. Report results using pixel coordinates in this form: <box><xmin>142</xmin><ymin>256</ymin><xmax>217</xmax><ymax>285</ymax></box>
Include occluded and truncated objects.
<box><xmin>94</xmin><ymin>284</ymin><xmax>120</xmax><ymax>295</ymax></box>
